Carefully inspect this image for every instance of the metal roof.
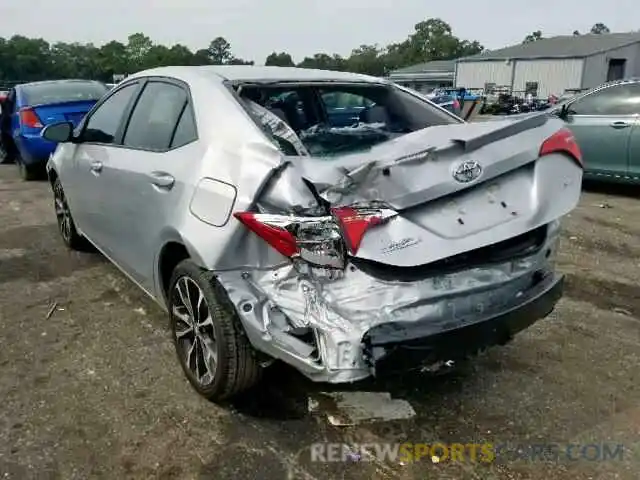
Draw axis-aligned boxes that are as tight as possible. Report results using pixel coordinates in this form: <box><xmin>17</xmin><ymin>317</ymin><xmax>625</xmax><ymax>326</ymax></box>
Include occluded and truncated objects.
<box><xmin>459</xmin><ymin>32</ymin><xmax>640</xmax><ymax>62</ymax></box>
<box><xmin>389</xmin><ymin>60</ymin><xmax>456</xmax><ymax>75</ymax></box>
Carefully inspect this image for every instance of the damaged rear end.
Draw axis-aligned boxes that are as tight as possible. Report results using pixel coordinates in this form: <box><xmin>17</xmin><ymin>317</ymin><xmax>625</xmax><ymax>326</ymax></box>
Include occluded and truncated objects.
<box><xmin>215</xmin><ymin>84</ymin><xmax>583</xmax><ymax>383</ymax></box>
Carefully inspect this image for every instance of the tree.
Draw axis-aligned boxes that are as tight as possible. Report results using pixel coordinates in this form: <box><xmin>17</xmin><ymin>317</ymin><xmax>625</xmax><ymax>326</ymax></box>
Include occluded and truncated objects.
<box><xmin>0</xmin><ymin>18</ymin><xmax>487</xmax><ymax>82</ymax></box>
<box><xmin>265</xmin><ymin>52</ymin><xmax>295</xmax><ymax>67</ymax></box>
<box><xmin>97</xmin><ymin>41</ymin><xmax>129</xmax><ymax>79</ymax></box>
<box><xmin>384</xmin><ymin>19</ymin><xmax>483</xmax><ymax>67</ymax></box>
<box><xmin>297</xmin><ymin>53</ymin><xmax>346</xmax><ymax>70</ymax></box>
<box><xmin>126</xmin><ymin>33</ymin><xmax>153</xmax><ymax>72</ymax></box>
<box><xmin>590</xmin><ymin>23</ymin><xmax>610</xmax><ymax>34</ymax></box>
<box><xmin>191</xmin><ymin>49</ymin><xmax>212</xmax><ymax>65</ymax></box>
<box><xmin>523</xmin><ymin>31</ymin><xmax>543</xmax><ymax>43</ymax></box>
<box><xmin>573</xmin><ymin>30</ymin><xmax>581</xmax><ymax>36</ymax></box>
<box><xmin>207</xmin><ymin>37</ymin><xmax>232</xmax><ymax>64</ymax></box>
<box><xmin>228</xmin><ymin>57</ymin><xmax>254</xmax><ymax>65</ymax></box>
<box><xmin>346</xmin><ymin>44</ymin><xmax>387</xmax><ymax>76</ymax></box>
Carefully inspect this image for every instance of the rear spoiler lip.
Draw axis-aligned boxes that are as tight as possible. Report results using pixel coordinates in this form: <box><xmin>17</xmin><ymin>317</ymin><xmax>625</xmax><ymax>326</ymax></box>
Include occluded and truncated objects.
<box><xmin>452</xmin><ymin>113</ymin><xmax>548</xmax><ymax>153</ymax></box>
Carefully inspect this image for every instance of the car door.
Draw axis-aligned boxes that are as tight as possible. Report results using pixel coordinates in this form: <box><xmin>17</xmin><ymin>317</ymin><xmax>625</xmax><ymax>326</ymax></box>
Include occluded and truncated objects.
<box><xmin>64</xmin><ymin>81</ymin><xmax>142</xmax><ymax>254</ymax></box>
<box><xmin>624</xmin><ymin>85</ymin><xmax>640</xmax><ymax>181</ymax></box>
<box><xmin>98</xmin><ymin>79</ymin><xmax>199</xmax><ymax>292</ymax></box>
<box><xmin>564</xmin><ymin>83</ymin><xmax>640</xmax><ymax>178</ymax></box>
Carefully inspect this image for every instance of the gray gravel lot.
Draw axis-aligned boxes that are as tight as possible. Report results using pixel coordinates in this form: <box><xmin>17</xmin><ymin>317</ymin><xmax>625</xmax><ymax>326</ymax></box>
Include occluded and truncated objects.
<box><xmin>0</xmin><ymin>164</ymin><xmax>639</xmax><ymax>479</ymax></box>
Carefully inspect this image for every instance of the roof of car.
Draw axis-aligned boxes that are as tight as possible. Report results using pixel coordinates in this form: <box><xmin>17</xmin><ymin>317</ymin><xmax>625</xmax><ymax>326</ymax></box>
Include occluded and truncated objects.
<box><xmin>129</xmin><ymin>65</ymin><xmax>387</xmax><ymax>84</ymax></box>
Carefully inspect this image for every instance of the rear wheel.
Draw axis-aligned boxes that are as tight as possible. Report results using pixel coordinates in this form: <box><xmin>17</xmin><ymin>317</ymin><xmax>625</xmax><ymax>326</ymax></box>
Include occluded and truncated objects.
<box><xmin>169</xmin><ymin>260</ymin><xmax>262</xmax><ymax>401</ymax></box>
<box><xmin>17</xmin><ymin>158</ymin><xmax>40</xmax><ymax>181</ymax></box>
<box><xmin>52</xmin><ymin>178</ymin><xmax>90</xmax><ymax>251</ymax></box>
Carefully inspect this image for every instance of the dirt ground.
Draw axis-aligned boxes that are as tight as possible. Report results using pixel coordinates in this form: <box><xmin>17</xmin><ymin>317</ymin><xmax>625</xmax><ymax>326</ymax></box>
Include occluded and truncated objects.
<box><xmin>0</xmin><ymin>164</ymin><xmax>639</xmax><ymax>480</ymax></box>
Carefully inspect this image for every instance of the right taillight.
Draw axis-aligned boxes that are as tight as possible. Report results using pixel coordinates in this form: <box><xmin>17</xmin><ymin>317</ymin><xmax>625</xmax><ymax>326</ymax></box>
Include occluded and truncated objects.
<box><xmin>19</xmin><ymin>107</ymin><xmax>43</xmax><ymax>129</ymax></box>
<box><xmin>234</xmin><ymin>206</ymin><xmax>397</xmax><ymax>269</ymax></box>
<box><xmin>539</xmin><ymin>128</ymin><xmax>583</xmax><ymax>167</ymax></box>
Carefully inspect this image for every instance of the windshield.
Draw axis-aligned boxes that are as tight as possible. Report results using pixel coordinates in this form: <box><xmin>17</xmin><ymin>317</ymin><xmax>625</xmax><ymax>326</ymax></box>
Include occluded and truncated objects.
<box><xmin>238</xmin><ymin>82</ymin><xmax>460</xmax><ymax>158</ymax></box>
<box><xmin>23</xmin><ymin>81</ymin><xmax>108</xmax><ymax>106</ymax></box>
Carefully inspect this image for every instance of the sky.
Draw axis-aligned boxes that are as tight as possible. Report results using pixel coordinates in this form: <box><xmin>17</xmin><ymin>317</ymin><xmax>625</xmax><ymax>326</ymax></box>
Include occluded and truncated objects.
<box><xmin>1</xmin><ymin>0</ymin><xmax>636</xmax><ymax>63</ymax></box>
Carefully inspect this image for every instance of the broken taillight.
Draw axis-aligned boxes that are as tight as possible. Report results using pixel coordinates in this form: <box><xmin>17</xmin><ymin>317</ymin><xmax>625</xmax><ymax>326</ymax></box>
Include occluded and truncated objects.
<box><xmin>330</xmin><ymin>206</ymin><xmax>396</xmax><ymax>254</ymax></box>
<box><xmin>539</xmin><ymin>128</ymin><xmax>583</xmax><ymax>167</ymax></box>
<box><xmin>234</xmin><ymin>207</ymin><xmax>397</xmax><ymax>269</ymax></box>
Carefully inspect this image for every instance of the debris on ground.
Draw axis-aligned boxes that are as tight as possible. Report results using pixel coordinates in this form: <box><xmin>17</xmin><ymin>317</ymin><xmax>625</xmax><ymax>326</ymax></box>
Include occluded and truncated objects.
<box><xmin>320</xmin><ymin>392</ymin><xmax>416</xmax><ymax>425</ymax></box>
<box><xmin>45</xmin><ymin>302</ymin><xmax>58</xmax><ymax>319</ymax></box>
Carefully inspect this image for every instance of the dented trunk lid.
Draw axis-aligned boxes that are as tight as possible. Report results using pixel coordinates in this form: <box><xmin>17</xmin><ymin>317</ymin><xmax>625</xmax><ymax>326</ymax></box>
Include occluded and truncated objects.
<box><xmin>288</xmin><ymin>114</ymin><xmax>582</xmax><ymax>268</ymax></box>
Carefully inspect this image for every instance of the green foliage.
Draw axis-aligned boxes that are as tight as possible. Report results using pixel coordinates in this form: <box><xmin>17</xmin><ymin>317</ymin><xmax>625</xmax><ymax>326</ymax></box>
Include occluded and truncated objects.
<box><xmin>0</xmin><ymin>18</ymin><xmax>484</xmax><ymax>82</ymax></box>
<box><xmin>590</xmin><ymin>23</ymin><xmax>610</xmax><ymax>34</ymax></box>
<box><xmin>523</xmin><ymin>31</ymin><xmax>543</xmax><ymax>44</ymax></box>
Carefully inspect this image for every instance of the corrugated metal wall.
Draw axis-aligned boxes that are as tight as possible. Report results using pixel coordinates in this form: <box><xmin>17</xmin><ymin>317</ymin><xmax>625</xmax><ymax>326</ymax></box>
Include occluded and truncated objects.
<box><xmin>454</xmin><ymin>61</ymin><xmax>512</xmax><ymax>89</ymax></box>
<box><xmin>582</xmin><ymin>43</ymin><xmax>640</xmax><ymax>89</ymax></box>
<box><xmin>512</xmin><ymin>59</ymin><xmax>583</xmax><ymax>97</ymax></box>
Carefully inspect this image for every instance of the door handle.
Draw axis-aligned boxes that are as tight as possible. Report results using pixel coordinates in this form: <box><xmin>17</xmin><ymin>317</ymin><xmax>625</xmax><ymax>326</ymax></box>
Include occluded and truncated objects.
<box><xmin>610</xmin><ymin>121</ymin><xmax>631</xmax><ymax>129</ymax></box>
<box><xmin>149</xmin><ymin>171</ymin><xmax>175</xmax><ymax>189</ymax></box>
<box><xmin>90</xmin><ymin>160</ymin><xmax>103</xmax><ymax>172</ymax></box>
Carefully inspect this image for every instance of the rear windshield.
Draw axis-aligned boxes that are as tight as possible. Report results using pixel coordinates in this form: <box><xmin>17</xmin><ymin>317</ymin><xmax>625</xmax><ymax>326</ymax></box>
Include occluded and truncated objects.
<box><xmin>236</xmin><ymin>82</ymin><xmax>460</xmax><ymax>158</ymax></box>
<box><xmin>23</xmin><ymin>81</ymin><xmax>108</xmax><ymax>106</ymax></box>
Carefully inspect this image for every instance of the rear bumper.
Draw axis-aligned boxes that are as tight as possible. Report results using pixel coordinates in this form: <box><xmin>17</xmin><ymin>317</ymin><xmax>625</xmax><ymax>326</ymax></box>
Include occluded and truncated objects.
<box><xmin>15</xmin><ymin>133</ymin><xmax>56</xmax><ymax>165</ymax></box>
<box><xmin>220</xmin><ymin>222</ymin><xmax>565</xmax><ymax>384</ymax></box>
<box><xmin>363</xmin><ymin>272</ymin><xmax>563</xmax><ymax>376</ymax></box>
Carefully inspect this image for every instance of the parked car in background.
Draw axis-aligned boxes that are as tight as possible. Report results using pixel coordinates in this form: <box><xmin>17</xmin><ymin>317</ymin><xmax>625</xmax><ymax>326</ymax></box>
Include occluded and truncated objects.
<box><xmin>430</xmin><ymin>94</ymin><xmax>461</xmax><ymax>116</ymax></box>
<box><xmin>44</xmin><ymin>66</ymin><xmax>582</xmax><ymax>402</ymax></box>
<box><xmin>496</xmin><ymin>79</ymin><xmax>640</xmax><ymax>184</ymax></box>
<box><xmin>552</xmin><ymin>79</ymin><xmax>640</xmax><ymax>184</ymax></box>
<box><xmin>0</xmin><ymin>79</ymin><xmax>109</xmax><ymax>179</ymax></box>
<box><xmin>0</xmin><ymin>90</ymin><xmax>10</xmax><ymax>163</ymax></box>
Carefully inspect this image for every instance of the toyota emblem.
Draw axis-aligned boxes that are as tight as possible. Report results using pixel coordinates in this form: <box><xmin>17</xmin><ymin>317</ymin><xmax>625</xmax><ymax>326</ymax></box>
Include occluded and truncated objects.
<box><xmin>452</xmin><ymin>160</ymin><xmax>482</xmax><ymax>183</ymax></box>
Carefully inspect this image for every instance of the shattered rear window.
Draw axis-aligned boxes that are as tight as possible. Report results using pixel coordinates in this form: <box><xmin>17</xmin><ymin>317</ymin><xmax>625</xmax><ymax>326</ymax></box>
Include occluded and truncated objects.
<box><xmin>238</xmin><ymin>82</ymin><xmax>459</xmax><ymax>158</ymax></box>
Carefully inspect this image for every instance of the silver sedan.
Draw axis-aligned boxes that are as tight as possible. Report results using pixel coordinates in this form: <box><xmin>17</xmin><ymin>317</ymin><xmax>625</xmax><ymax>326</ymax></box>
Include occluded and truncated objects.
<box><xmin>44</xmin><ymin>66</ymin><xmax>583</xmax><ymax>402</ymax></box>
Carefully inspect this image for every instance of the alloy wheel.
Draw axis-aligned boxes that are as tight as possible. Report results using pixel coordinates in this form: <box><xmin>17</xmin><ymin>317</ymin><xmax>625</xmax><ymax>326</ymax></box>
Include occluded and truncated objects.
<box><xmin>53</xmin><ymin>182</ymin><xmax>72</xmax><ymax>243</ymax></box>
<box><xmin>171</xmin><ymin>276</ymin><xmax>219</xmax><ymax>386</ymax></box>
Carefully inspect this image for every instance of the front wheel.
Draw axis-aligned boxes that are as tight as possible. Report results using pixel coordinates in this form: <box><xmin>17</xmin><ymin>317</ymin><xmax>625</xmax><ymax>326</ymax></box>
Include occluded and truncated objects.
<box><xmin>169</xmin><ymin>260</ymin><xmax>262</xmax><ymax>401</ymax></box>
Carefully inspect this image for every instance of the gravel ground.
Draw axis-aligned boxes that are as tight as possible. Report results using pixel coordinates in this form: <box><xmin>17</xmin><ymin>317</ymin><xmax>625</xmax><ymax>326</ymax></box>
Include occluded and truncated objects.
<box><xmin>0</xmin><ymin>164</ymin><xmax>639</xmax><ymax>480</ymax></box>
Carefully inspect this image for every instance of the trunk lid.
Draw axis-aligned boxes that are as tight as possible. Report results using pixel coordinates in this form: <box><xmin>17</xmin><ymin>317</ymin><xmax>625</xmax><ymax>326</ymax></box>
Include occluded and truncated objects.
<box><xmin>33</xmin><ymin>100</ymin><xmax>97</xmax><ymax>127</ymax></box>
<box><xmin>287</xmin><ymin>114</ymin><xmax>582</xmax><ymax>268</ymax></box>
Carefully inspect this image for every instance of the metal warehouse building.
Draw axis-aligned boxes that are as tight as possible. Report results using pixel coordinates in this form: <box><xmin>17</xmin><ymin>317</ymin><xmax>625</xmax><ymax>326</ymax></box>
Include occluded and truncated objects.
<box><xmin>387</xmin><ymin>60</ymin><xmax>455</xmax><ymax>92</ymax></box>
<box><xmin>454</xmin><ymin>32</ymin><xmax>640</xmax><ymax>98</ymax></box>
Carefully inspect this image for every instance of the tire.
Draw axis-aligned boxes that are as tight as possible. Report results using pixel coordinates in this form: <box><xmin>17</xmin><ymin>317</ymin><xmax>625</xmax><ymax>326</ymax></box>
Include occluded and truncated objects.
<box><xmin>18</xmin><ymin>158</ymin><xmax>39</xmax><ymax>181</ymax></box>
<box><xmin>0</xmin><ymin>145</ymin><xmax>14</xmax><ymax>164</ymax></box>
<box><xmin>52</xmin><ymin>177</ymin><xmax>91</xmax><ymax>251</ymax></box>
<box><xmin>169</xmin><ymin>259</ymin><xmax>262</xmax><ymax>401</ymax></box>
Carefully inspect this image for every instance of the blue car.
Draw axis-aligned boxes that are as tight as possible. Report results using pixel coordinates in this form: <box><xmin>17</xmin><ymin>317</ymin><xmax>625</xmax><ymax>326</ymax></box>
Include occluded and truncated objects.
<box><xmin>0</xmin><ymin>79</ymin><xmax>109</xmax><ymax>180</ymax></box>
<box><xmin>430</xmin><ymin>95</ymin><xmax>462</xmax><ymax>116</ymax></box>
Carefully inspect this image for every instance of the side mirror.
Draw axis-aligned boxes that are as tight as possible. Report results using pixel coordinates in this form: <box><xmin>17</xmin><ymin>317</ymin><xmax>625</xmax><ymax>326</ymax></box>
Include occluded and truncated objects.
<box><xmin>41</xmin><ymin>121</ymin><xmax>74</xmax><ymax>143</ymax></box>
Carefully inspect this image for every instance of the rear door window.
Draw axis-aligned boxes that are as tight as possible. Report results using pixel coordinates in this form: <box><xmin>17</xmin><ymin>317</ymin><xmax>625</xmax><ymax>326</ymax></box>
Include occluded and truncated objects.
<box><xmin>170</xmin><ymin>103</ymin><xmax>197</xmax><ymax>149</ymax></box>
<box><xmin>123</xmin><ymin>81</ymin><xmax>188</xmax><ymax>151</ymax></box>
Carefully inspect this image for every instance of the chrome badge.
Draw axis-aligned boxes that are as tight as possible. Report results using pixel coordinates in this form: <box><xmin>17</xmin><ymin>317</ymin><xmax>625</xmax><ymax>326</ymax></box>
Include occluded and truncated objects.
<box><xmin>452</xmin><ymin>160</ymin><xmax>482</xmax><ymax>183</ymax></box>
